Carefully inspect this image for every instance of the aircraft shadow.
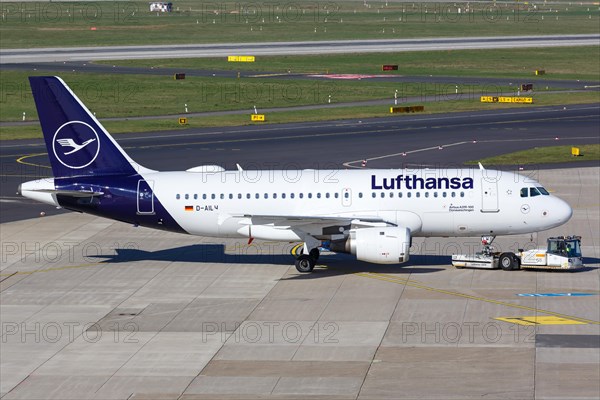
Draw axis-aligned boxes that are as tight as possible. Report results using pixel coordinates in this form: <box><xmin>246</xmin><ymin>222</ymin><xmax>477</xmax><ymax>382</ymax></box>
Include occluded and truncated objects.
<box><xmin>290</xmin><ymin>254</ymin><xmax>447</xmax><ymax>280</ymax></box>
<box><xmin>89</xmin><ymin>244</ymin><xmax>447</xmax><ymax>275</ymax></box>
<box><xmin>91</xmin><ymin>244</ymin><xmax>293</xmax><ymax>265</ymax></box>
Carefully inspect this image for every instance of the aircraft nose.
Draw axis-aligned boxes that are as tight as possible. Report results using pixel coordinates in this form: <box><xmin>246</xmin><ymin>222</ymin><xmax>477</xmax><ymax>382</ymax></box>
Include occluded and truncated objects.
<box><xmin>552</xmin><ymin>197</ymin><xmax>573</xmax><ymax>225</ymax></box>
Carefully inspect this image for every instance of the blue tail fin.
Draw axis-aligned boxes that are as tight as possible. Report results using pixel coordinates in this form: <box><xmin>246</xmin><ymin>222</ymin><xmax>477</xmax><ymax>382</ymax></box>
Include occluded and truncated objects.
<box><xmin>29</xmin><ymin>76</ymin><xmax>148</xmax><ymax>178</ymax></box>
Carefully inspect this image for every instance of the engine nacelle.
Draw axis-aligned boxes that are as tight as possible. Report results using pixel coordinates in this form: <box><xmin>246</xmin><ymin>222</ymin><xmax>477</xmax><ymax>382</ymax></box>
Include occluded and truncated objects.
<box><xmin>330</xmin><ymin>227</ymin><xmax>411</xmax><ymax>264</ymax></box>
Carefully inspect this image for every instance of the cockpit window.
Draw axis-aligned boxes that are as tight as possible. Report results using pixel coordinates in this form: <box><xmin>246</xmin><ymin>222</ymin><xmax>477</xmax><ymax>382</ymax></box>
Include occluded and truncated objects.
<box><xmin>520</xmin><ymin>188</ymin><xmax>528</xmax><ymax>198</ymax></box>
<box><xmin>529</xmin><ymin>187</ymin><xmax>541</xmax><ymax>197</ymax></box>
<box><xmin>537</xmin><ymin>186</ymin><xmax>549</xmax><ymax>195</ymax></box>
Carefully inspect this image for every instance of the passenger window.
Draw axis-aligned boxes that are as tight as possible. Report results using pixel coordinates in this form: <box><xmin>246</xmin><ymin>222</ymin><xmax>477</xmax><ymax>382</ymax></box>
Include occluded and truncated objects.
<box><xmin>390</xmin><ymin>192</ymin><xmax>394</xmax><ymax>198</ymax></box>
<box><xmin>530</xmin><ymin>187</ymin><xmax>541</xmax><ymax>197</ymax></box>
<box><xmin>399</xmin><ymin>192</ymin><xmax>402</xmax><ymax>198</ymax></box>
<box><xmin>176</xmin><ymin>194</ymin><xmax>180</xmax><ymax>200</ymax></box>
<box><xmin>203</xmin><ymin>194</ymin><xmax>207</xmax><ymax>200</ymax></box>
<box><xmin>325</xmin><ymin>193</ymin><xmax>330</xmax><ymax>199</ymax></box>
<box><xmin>299</xmin><ymin>193</ymin><xmax>304</xmax><ymax>199</ymax></box>
<box><xmin>282</xmin><ymin>193</ymin><xmax>286</xmax><ymax>199</ymax></box>
<box><xmin>246</xmin><ymin>193</ymin><xmax>251</xmax><ymax>199</ymax></box>
<box><xmin>460</xmin><ymin>192</ymin><xmax>465</xmax><ymax>197</ymax></box>
<box><xmin>185</xmin><ymin>194</ymin><xmax>189</xmax><ymax>200</ymax></box>
<box><xmin>425</xmin><ymin>192</ymin><xmax>429</xmax><ymax>198</ymax></box>
<box><xmin>416</xmin><ymin>192</ymin><xmax>420</xmax><ymax>198</ymax></box>
<box><xmin>434</xmin><ymin>192</ymin><xmax>438</xmax><ymax>198</ymax></box>
<box><xmin>335</xmin><ymin>193</ymin><xmax>339</xmax><ymax>199</ymax></box>
<box><xmin>372</xmin><ymin>193</ymin><xmax>376</xmax><ymax>198</ymax></box>
<box><xmin>220</xmin><ymin>194</ymin><xmax>224</xmax><ymax>200</ymax></box>
<box><xmin>238</xmin><ymin>194</ymin><xmax>242</xmax><ymax>199</ymax></box>
<box><xmin>380</xmin><ymin>192</ymin><xmax>385</xmax><ymax>198</ymax></box>
<box><xmin>308</xmin><ymin>193</ymin><xmax>312</xmax><ymax>199</ymax></box>
<box><xmin>317</xmin><ymin>193</ymin><xmax>321</xmax><ymax>199</ymax></box>
<box><xmin>255</xmin><ymin>193</ymin><xmax>259</xmax><ymax>199</ymax></box>
<box><xmin>229</xmin><ymin>194</ymin><xmax>233</xmax><ymax>199</ymax></box>
<box><xmin>291</xmin><ymin>193</ymin><xmax>295</xmax><ymax>199</ymax></box>
<box><xmin>264</xmin><ymin>193</ymin><xmax>268</xmax><ymax>199</ymax></box>
<box><xmin>407</xmin><ymin>192</ymin><xmax>412</xmax><ymax>198</ymax></box>
<box><xmin>194</xmin><ymin>194</ymin><xmax>198</xmax><ymax>200</ymax></box>
<box><xmin>442</xmin><ymin>192</ymin><xmax>447</xmax><ymax>198</ymax></box>
<box><xmin>520</xmin><ymin>188</ymin><xmax>528</xmax><ymax>197</ymax></box>
<box><xmin>273</xmin><ymin>193</ymin><xmax>277</xmax><ymax>199</ymax></box>
<box><xmin>451</xmin><ymin>192</ymin><xmax>456</xmax><ymax>198</ymax></box>
<box><xmin>211</xmin><ymin>194</ymin><xmax>215</xmax><ymax>200</ymax></box>
<box><xmin>359</xmin><ymin>192</ymin><xmax>363</xmax><ymax>198</ymax></box>
<box><xmin>345</xmin><ymin>192</ymin><xmax>349</xmax><ymax>198</ymax></box>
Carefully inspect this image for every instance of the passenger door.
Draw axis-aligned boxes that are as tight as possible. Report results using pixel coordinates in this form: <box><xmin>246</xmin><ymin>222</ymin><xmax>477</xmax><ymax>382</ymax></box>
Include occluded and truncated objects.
<box><xmin>480</xmin><ymin>177</ymin><xmax>499</xmax><ymax>213</ymax></box>
<box><xmin>137</xmin><ymin>179</ymin><xmax>155</xmax><ymax>215</ymax></box>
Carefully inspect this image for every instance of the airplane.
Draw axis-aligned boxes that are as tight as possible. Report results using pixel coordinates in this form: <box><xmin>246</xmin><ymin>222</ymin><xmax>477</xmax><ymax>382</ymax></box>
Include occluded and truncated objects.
<box><xmin>19</xmin><ymin>76</ymin><xmax>573</xmax><ymax>273</ymax></box>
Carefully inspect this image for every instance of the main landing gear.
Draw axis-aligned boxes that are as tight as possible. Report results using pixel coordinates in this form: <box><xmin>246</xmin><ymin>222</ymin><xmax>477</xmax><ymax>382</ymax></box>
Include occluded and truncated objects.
<box><xmin>294</xmin><ymin>246</ymin><xmax>320</xmax><ymax>273</ymax></box>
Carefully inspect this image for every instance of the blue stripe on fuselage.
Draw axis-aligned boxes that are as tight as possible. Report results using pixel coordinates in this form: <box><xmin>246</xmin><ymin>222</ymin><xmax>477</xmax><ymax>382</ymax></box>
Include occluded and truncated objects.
<box><xmin>54</xmin><ymin>175</ymin><xmax>186</xmax><ymax>234</ymax></box>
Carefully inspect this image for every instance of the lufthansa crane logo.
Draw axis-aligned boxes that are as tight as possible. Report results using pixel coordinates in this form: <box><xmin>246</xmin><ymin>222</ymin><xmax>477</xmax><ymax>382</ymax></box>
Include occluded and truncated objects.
<box><xmin>52</xmin><ymin>121</ymin><xmax>100</xmax><ymax>169</ymax></box>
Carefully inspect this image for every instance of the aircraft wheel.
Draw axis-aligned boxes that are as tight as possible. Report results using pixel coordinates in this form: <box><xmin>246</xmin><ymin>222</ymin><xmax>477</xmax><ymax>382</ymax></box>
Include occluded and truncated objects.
<box><xmin>499</xmin><ymin>252</ymin><xmax>517</xmax><ymax>271</ymax></box>
<box><xmin>295</xmin><ymin>255</ymin><xmax>315</xmax><ymax>273</ymax></box>
<box><xmin>309</xmin><ymin>248</ymin><xmax>320</xmax><ymax>261</ymax></box>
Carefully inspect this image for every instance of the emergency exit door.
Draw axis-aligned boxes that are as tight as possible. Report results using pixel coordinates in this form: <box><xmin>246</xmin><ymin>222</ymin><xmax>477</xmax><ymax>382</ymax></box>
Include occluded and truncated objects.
<box><xmin>342</xmin><ymin>188</ymin><xmax>352</xmax><ymax>207</ymax></box>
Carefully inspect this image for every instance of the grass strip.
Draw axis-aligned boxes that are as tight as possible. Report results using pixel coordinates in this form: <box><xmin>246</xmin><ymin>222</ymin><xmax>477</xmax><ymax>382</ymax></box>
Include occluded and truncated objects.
<box><xmin>467</xmin><ymin>144</ymin><xmax>600</xmax><ymax>165</ymax></box>
<box><xmin>1</xmin><ymin>1</ymin><xmax>598</xmax><ymax>48</ymax></box>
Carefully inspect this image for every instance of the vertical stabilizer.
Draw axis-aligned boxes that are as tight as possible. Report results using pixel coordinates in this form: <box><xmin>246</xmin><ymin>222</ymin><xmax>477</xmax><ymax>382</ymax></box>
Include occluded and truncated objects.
<box><xmin>29</xmin><ymin>76</ymin><xmax>152</xmax><ymax>178</ymax></box>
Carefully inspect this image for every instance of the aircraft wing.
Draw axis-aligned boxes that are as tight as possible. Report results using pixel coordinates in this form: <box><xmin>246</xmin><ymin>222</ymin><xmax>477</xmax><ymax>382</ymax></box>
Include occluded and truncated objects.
<box><xmin>232</xmin><ymin>214</ymin><xmax>390</xmax><ymax>227</ymax></box>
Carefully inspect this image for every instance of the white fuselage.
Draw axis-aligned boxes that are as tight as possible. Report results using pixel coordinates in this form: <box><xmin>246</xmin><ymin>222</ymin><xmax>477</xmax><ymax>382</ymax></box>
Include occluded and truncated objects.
<box><xmin>136</xmin><ymin>167</ymin><xmax>572</xmax><ymax>240</ymax></box>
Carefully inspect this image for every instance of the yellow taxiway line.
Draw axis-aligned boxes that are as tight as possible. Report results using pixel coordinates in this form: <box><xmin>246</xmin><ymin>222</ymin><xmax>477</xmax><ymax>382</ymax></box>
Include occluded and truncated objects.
<box><xmin>357</xmin><ymin>272</ymin><xmax>599</xmax><ymax>325</ymax></box>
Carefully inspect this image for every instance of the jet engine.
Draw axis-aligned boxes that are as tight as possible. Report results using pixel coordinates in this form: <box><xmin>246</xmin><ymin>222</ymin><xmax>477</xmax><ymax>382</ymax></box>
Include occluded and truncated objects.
<box><xmin>329</xmin><ymin>227</ymin><xmax>411</xmax><ymax>264</ymax></box>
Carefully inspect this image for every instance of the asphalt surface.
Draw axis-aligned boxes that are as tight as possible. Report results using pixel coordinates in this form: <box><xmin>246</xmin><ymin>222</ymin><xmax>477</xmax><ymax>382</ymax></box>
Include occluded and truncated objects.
<box><xmin>2</xmin><ymin>104</ymin><xmax>599</xmax><ymax>223</ymax></box>
<box><xmin>2</xmin><ymin>34</ymin><xmax>599</xmax><ymax>63</ymax></box>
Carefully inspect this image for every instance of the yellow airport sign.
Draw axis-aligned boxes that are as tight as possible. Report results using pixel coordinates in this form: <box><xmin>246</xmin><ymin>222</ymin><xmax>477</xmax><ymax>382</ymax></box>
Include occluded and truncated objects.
<box><xmin>251</xmin><ymin>114</ymin><xmax>265</xmax><ymax>121</ymax></box>
<box><xmin>178</xmin><ymin>117</ymin><xmax>188</xmax><ymax>125</ymax></box>
<box><xmin>572</xmin><ymin>147</ymin><xmax>580</xmax><ymax>156</ymax></box>
<box><xmin>499</xmin><ymin>97</ymin><xmax>533</xmax><ymax>104</ymax></box>
<box><xmin>228</xmin><ymin>56</ymin><xmax>255</xmax><ymax>62</ymax></box>
<box><xmin>480</xmin><ymin>96</ymin><xmax>533</xmax><ymax>104</ymax></box>
<box><xmin>495</xmin><ymin>316</ymin><xmax>587</xmax><ymax>326</ymax></box>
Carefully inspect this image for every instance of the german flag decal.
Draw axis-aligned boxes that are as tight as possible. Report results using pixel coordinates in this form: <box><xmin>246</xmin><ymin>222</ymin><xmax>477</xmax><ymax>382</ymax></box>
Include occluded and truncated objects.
<box><xmin>184</xmin><ymin>205</ymin><xmax>193</xmax><ymax>211</ymax></box>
